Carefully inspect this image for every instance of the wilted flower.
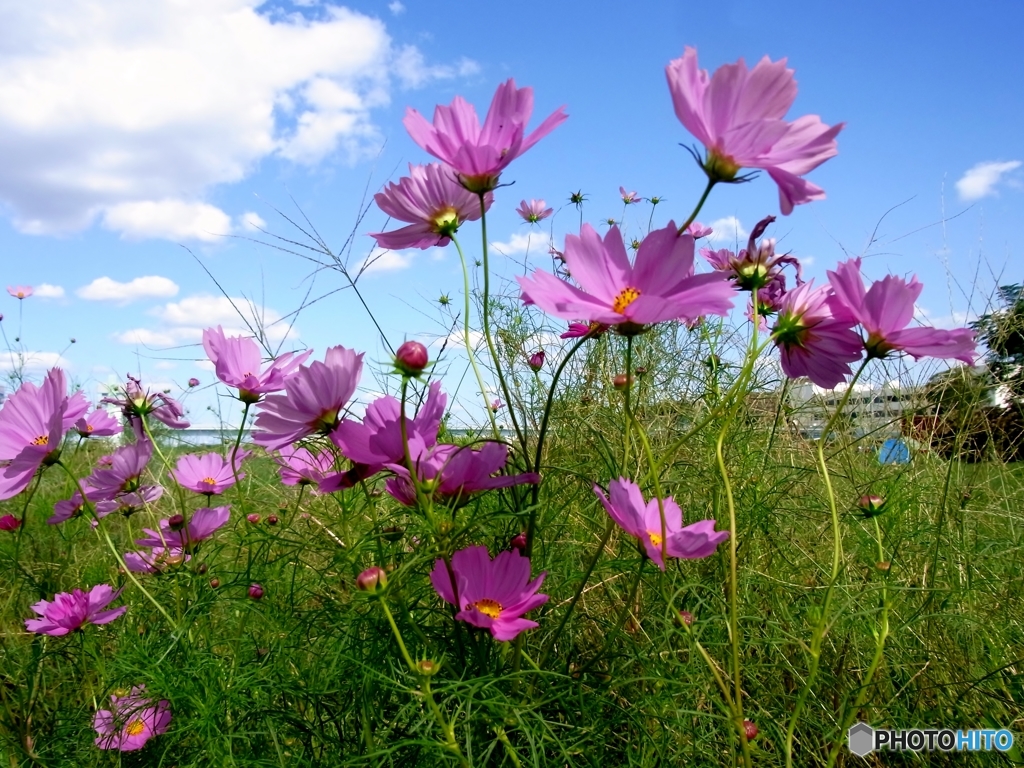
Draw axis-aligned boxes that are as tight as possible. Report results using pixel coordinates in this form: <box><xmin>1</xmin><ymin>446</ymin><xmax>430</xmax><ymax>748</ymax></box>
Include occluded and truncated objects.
<box><xmin>202</xmin><ymin>327</ymin><xmax>312</xmax><ymax>405</ymax></box>
<box><xmin>25</xmin><ymin>584</ymin><xmax>127</xmax><ymax>635</ymax></box>
<box><xmin>516</xmin><ymin>199</ymin><xmax>553</xmax><ymax>223</ymax></box>
<box><xmin>489</xmin><ymin>398</ymin><xmax>504</xmax><ymax>413</ymax></box>
<box><xmin>94</xmin><ymin>485</ymin><xmax>163</xmax><ymax>518</ymax></box>
<box><xmin>431</xmin><ymin>546</ymin><xmax>547</xmax><ymax>641</ymax></box>
<box><xmin>101</xmin><ymin>376</ymin><xmax>189</xmax><ymax>431</ymax></box>
<box><xmin>560</xmin><ymin>321</ymin><xmax>610</xmax><ymax>339</ymax></box>
<box><xmin>403</xmin><ymin>78</ymin><xmax>568</xmax><ymax>193</ymax></box>
<box><xmin>700</xmin><ymin>216</ymin><xmax>803</xmax><ymax>293</ymax></box>
<box><xmin>93</xmin><ymin>686</ymin><xmax>171</xmax><ymax>751</ymax></box>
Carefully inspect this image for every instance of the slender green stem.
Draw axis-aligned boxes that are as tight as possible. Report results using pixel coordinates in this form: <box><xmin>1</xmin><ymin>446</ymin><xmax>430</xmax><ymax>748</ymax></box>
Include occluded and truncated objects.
<box><xmin>230</xmin><ymin>401</ymin><xmax>251</xmax><ymax>491</ymax></box>
<box><xmin>578</xmin><ymin>556</ymin><xmax>646</xmax><ymax>675</ymax></box>
<box><xmin>678</xmin><ymin>178</ymin><xmax>717</xmax><ymax>234</ymax></box>
<box><xmin>784</xmin><ymin>359</ymin><xmax>869</xmax><ymax>768</ymax></box>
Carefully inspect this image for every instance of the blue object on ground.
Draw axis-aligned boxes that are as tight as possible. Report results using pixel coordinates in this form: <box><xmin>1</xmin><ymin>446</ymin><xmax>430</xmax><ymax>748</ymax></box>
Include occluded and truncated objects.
<box><xmin>879</xmin><ymin>438</ymin><xmax>910</xmax><ymax>464</ymax></box>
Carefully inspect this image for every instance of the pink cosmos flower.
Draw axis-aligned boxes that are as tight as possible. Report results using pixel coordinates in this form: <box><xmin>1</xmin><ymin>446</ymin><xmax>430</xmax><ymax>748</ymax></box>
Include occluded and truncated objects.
<box><xmin>560</xmin><ymin>321</ymin><xmax>610</xmax><ymax>339</ymax></box>
<box><xmin>75</xmin><ymin>408</ymin><xmax>122</xmax><ymax>438</ymax></box>
<box><xmin>385</xmin><ymin>436</ymin><xmax>540</xmax><ymax>507</ymax></box>
<box><xmin>276</xmin><ymin>446</ymin><xmax>336</xmax><ymax>487</ymax></box>
<box><xmin>123</xmin><ymin>547</ymin><xmax>189</xmax><ymax>574</ymax></box>
<box><xmin>517</xmin><ymin>223</ymin><xmax>736</xmax><ymax>334</ymax></box>
<box><xmin>25</xmin><ymin>584</ymin><xmax>127</xmax><ymax>635</ymax></box>
<box><xmin>49</xmin><ymin>491</ymin><xmax>88</xmax><ymax>524</ymax></box>
<box><xmin>85</xmin><ymin>441</ymin><xmax>153</xmax><ymax>502</ymax></box>
<box><xmin>0</xmin><ymin>368</ymin><xmax>69</xmax><ymax>500</ymax></box>
<box><xmin>135</xmin><ymin>506</ymin><xmax>231</xmax><ymax>551</ymax></box>
<box><xmin>0</xmin><ymin>514</ymin><xmax>21</xmax><ymax>531</ymax></box>
<box><xmin>666</xmin><ymin>47</ymin><xmax>843</xmax><ymax>215</ymax></box>
<box><xmin>7</xmin><ymin>285</ymin><xmax>33</xmax><ymax>299</ymax></box>
<box><xmin>619</xmin><ymin>187</ymin><xmax>641</xmax><ymax>204</ymax></box>
<box><xmin>827</xmin><ymin>258</ymin><xmax>977</xmax><ymax>364</ymax></box>
<box><xmin>771</xmin><ymin>281</ymin><xmax>864</xmax><ymax>388</ymax></box>
<box><xmin>331</xmin><ymin>380</ymin><xmax>446</xmax><ymax>474</ymax></box>
<box><xmin>101</xmin><ymin>376</ymin><xmax>189</xmax><ymax>430</ymax></box>
<box><xmin>593</xmin><ymin>478</ymin><xmax>729</xmax><ymax>570</ymax></box>
<box><xmin>170</xmin><ymin>450</ymin><xmax>249</xmax><ymax>495</ymax></box>
<box><xmin>403</xmin><ymin>78</ymin><xmax>568</xmax><ymax>193</ymax></box>
<box><xmin>202</xmin><ymin>326</ymin><xmax>312</xmax><ymax>405</ymax></box>
<box><xmin>62</xmin><ymin>391</ymin><xmax>90</xmax><ymax>433</ymax></box>
<box><xmin>430</xmin><ymin>545</ymin><xmax>548</xmax><ymax>641</ymax></box>
<box><xmin>93</xmin><ymin>686</ymin><xmax>171</xmax><ymax>751</ymax></box>
<box><xmin>686</xmin><ymin>221</ymin><xmax>713</xmax><ymax>239</ymax></box>
<box><xmin>95</xmin><ymin>485</ymin><xmax>163</xmax><ymax>519</ymax></box>
<box><xmin>371</xmin><ymin>163</ymin><xmax>492</xmax><ymax>250</ymax></box>
<box><xmin>253</xmin><ymin>346</ymin><xmax>364</xmax><ymax>451</ymax></box>
<box><xmin>516</xmin><ymin>198</ymin><xmax>553</xmax><ymax>224</ymax></box>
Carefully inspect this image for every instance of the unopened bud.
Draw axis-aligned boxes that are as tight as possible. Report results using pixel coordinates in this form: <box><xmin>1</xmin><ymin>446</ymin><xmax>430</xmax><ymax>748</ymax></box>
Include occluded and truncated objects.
<box><xmin>196</xmin><ymin>563</ymin><xmax>208</xmax><ymax>575</ymax></box>
<box><xmin>416</xmin><ymin>659</ymin><xmax>440</xmax><ymax>676</ymax></box>
<box><xmin>209</xmin><ymin>578</ymin><xmax>220</xmax><ymax>589</ymax></box>
<box><xmin>167</xmin><ymin>514</ymin><xmax>186</xmax><ymax>531</ymax></box>
<box><xmin>188</xmin><ymin>377</ymin><xmax>200</xmax><ymax>388</ymax></box>
<box><xmin>857</xmin><ymin>494</ymin><xmax>887</xmax><ymax>517</ymax></box>
<box><xmin>510</xmin><ymin>532</ymin><xmax>527</xmax><ymax>552</ymax></box>
<box><xmin>248</xmin><ymin>583</ymin><xmax>264</xmax><ymax>600</ymax></box>
<box><xmin>612</xmin><ymin>374</ymin><xmax>634</xmax><ymax>390</ymax></box>
<box><xmin>0</xmin><ymin>514</ymin><xmax>22</xmax><ymax>531</ymax></box>
<box><xmin>247</xmin><ymin>513</ymin><xmax>261</xmax><ymax>524</ymax></box>
<box><xmin>528</xmin><ymin>350</ymin><xmax>545</xmax><ymax>372</ymax></box>
<box><xmin>678</xmin><ymin>610</ymin><xmax>694</xmax><ymax>627</ymax></box>
<box><xmin>876</xmin><ymin>561</ymin><xmax>891</xmax><ymax>571</ymax></box>
<box><xmin>382</xmin><ymin>526</ymin><xmax>403</xmax><ymax>542</ymax></box>
<box><xmin>356</xmin><ymin>566</ymin><xmax>388</xmax><ymax>593</ymax></box>
<box><xmin>395</xmin><ymin>341</ymin><xmax>429</xmax><ymax>376</ymax></box>
<box><xmin>743</xmin><ymin>720</ymin><xmax>758</xmax><ymax>740</ymax></box>
<box><xmin>267</xmin><ymin>514</ymin><xmax>279</xmax><ymax>526</ymax></box>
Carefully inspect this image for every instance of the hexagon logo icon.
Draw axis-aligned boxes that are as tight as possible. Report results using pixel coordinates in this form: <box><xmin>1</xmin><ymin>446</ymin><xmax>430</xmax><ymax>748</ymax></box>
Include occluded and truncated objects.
<box><xmin>848</xmin><ymin>722</ymin><xmax>874</xmax><ymax>757</ymax></box>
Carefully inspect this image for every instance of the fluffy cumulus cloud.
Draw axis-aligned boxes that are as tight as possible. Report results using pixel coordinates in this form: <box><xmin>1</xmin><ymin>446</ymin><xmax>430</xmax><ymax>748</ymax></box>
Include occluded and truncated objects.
<box><xmin>489</xmin><ymin>232</ymin><xmax>542</xmax><ymax>256</ymax></box>
<box><xmin>705</xmin><ymin>216</ymin><xmax>749</xmax><ymax>246</ymax></box>
<box><xmin>77</xmin><ymin>276</ymin><xmax>180</xmax><ymax>303</ymax></box>
<box><xmin>955</xmin><ymin>161</ymin><xmax>1022</xmax><ymax>201</ymax></box>
<box><xmin>357</xmin><ymin>247</ymin><xmax>415</xmax><ymax>275</ymax></box>
<box><xmin>116</xmin><ymin>294</ymin><xmax>298</xmax><ymax>348</ymax></box>
<box><xmin>34</xmin><ymin>283</ymin><xmax>65</xmax><ymax>298</ymax></box>
<box><xmin>0</xmin><ymin>1</ymin><xmax>477</xmax><ymax>239</ymax></box>
<box><xmin>0</xmin><ymin>350</ymin><xmax>70</xmax><ymax>373</ymax></box>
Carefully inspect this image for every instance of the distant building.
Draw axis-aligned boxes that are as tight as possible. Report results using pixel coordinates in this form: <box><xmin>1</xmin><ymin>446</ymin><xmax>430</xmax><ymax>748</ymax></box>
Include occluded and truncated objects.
<box><xmin>788</xmin><ymin>379</ymin><xmax>920</xmax><ymax>441</ymax></box>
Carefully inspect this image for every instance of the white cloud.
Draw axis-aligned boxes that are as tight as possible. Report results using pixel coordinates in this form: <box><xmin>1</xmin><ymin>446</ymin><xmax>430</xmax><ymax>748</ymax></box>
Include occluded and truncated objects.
<box><xmin>34</xmin><ymin>283</ymin><xmax>65</xmax><ymax>298</ymax></box>
<box><xmin>357</xmin><ymin>247</ymin><xmax>414</xmax><ymax>275</ymax></box>
<box><xmin>115</xmin><ymin>328</ymin><xmax>179</xmax><ymax>347</ymax></box>
<box><xmin>388</xmin><ymin>1</ymin><xmax>405</xmax><ymax>15</ymax></box>
<box><xmin>239</xmin><ymin>211</ymin><xmax>266</xmax><ymax>231</ymax></box>
<box><xmin>77</xmin><ymin>275</ymin><xmax>180</xmax><ymax>302</ymax></box>
<box><xmin>705</xmin><ymin>217</ymin><xmax>748</xmax><ymax>246</ymax></box>
<box><xmin>490</xmin><ymin>232</ymin><xmax>540</xmax><ymax>256</ymax></box>
<box><xmin>0</xmin><ymin>2</ymin><xmax>476</xmax><ymax>238</ymax></box>
<box><xmin>955</xmin><ymin>160</ymin><xmax>1022</xmax><ymax>201</ymax></box>
<box><xmin>102</xmin><ymin>199</ymin><xmax>232</xmax><ymax>242</ymax></box>
<box><xmin>0</xmin><ymin>350</ymin><xmax>70</xmax><ymax>373</ymax></box>
<box><xmin>154</xmin><ymin>361</ymin><xmax>177</xmax><ymax>370</ymax></box>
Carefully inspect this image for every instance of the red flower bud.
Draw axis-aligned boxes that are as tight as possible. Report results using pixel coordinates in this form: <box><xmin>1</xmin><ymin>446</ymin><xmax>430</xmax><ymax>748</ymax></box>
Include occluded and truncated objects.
<box><xmin>267</xmin><ymin>514</ymin><xmax>279</xmax><ymax>526</ymax></box>
<box><xmin>356</xmin><ymin>566</ymin><xmax>388</xmax><ymax>593</ymax></box>
<box><xmin>395</xmin><ymin>341</ymin><xmax>429</xmax><ymax>376</ymax></box>
<box><xmin>510</xmin><ymin>532</ymin><xmax>527</xmax><ymax>551</ymax></box>
<box><xmin>679</xmin><ymin>610</ymin><xmax>694</xmax><ymax>627</ymax></box>
<box><xmin>528</xmin><ymin>351</ymin><xmax>545</xmax><ymax>372</ymax></box>
<box><xmin>0</xmin><ymin>514</ymin><xmax>22</xmax><ymax>531</ymax></box>
<box><xmin>612</xmin><ymin>374</ymin><xmax>634</xmax><ymax>390</ymax></box>
<box><xmin>248</xmin><ymin>583</ymin><xmax>264</xmax><ymax>600</ymax></box>
<box><xmin>247</xmin><ymin>513</ymin><xmax>261</xmax><ymax>524</ymax></box>
<box><xmin>743</xmin><ymin>720</ymin><xmax>758</xmax><ymax>740</ymax></box>
<box><xmin>167</xmin><ymin>514</ymin><xmax>186</xmax><ymax>531</ymax></box>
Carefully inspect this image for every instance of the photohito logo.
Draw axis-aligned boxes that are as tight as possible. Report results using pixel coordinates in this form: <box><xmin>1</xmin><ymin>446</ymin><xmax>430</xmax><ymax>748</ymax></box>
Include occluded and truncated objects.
<box><xmin>848</xmin><ymin>722</ymin><xmax>1015</xmax><ymax>756</ymax></box>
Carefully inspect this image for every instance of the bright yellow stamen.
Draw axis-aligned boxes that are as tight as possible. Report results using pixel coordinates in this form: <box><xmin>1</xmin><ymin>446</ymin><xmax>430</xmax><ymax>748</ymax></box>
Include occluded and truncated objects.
<box><xmin>473</xmin><ymin>598</ymin><xmax>503</xmax><ymax>619</ymax></box>
<box><xmin>432</xmin><ymin>207</ymin><xmax>459</xmax><ymax>237</ymax></box>
<box><xmin>612</xmin><ymin>287</ymin><xmax>641</xmax><ymax>314</ymax></box>
<box><xmin>201</xmin><ymin>477</ymin><xmax>217</xmax><ymax>486</ymax></box>
<box><xmin>31</xmin><ymin>434</ymin><xmax>49</xmax><ymax>446</ymax></box>
<box><xmin>706</xmin><ymin>149</ymin><xmax>741</xmax><ymax>181</ymax></box>
<box><xmin>648</xmin><ymin>532</ymin><xmax>663</xmax><ymax>548</ymax></box>
<box><xmin>86</xmin><ymin>425</ymin><xmax>95</xmax><ymax>432</ymax></box>
<box><xmin>124</xmin><ymin>719</ymin><xmax>146</xmax><ymax>736</ymax></box>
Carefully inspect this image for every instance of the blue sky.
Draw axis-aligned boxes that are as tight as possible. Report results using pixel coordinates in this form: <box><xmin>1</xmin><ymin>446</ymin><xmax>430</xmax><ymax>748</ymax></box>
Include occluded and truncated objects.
<box><xmin>1</xmin><ymin>0</ymin><xmax>1021</xmax><ymax>426</ymax></box>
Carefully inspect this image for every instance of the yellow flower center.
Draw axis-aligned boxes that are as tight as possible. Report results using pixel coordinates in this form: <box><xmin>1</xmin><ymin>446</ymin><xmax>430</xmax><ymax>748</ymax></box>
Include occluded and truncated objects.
<box><xmin>432</xmin><ymin>207</ymin><xmax>459</xmax><ymax>237</ymax></box>
<box><xmin>312</xmin><ymin>409</ymin><xmax>340</xmax><ymax>434</ymax></box>
<box><xmin>473</xmin><ymin>598</ymin><xmax>503</xmax><ymax>619</ymax></box>
<box><xmin>86</xmin><ymin>425</ymin><xmax>95</xmax><ymax>432</ymax></box>
<box><xmin>201</xmin><ymin>477</ymin><xmax>217</xmax><ymax>487</ymax></box>
<box><xmin>124</xmin><ymin>719</ymin><xmax>146</xmax><ymax>737</ymax></box>
<box><xmin>612</xmin><ymin>287</ymin><xmax>641</xmax><ymax>315</ymax></box>
<box><xmin>648</xmin><ymin>532</ymin><xmax>663</xmax><ymax>548</ymax></box>
<box><xmin>31</xmin><ymin>434</ymin><xmax>49</xmax><ymax>446</ymax></box>
<box><xmin>706</xmin><ymin>149</ymin><xmax>741</xmax><ymax>181</ymax></box>
<box><xmin>16</xmin><ymin>291</ymin><xmax>25</xmax><ymax>298</ymax></box>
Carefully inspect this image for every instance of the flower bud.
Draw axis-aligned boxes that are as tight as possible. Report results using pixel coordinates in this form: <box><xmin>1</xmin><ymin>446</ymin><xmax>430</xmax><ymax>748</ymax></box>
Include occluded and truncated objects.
<box><xmin>196</xmin><ymin>563</ymin><xmax>208</xmax><ymax>575</ymax></box>
<box><xmin>416</xmin><ymin>659</ymin><xmax>440</xmax><ymax>676</ymax></box>
<box><xmin>167</xmin><ymin>514</ymin><xmax>186</xmax><ymax>531</ymax></box>
<box><xmin>634</xmin><ymin>366</ymin><xmax>648</xmax><ymax>376</ymax></box>
<box><xmin>267</xmin><ymin>514</ymin><xmax>279</xmax><ymax>526</ymax></box>
<box><xmin>857</xmin><ymin>495</ymin><xmax>887</xmax><ymax>518</ymax></box>
<box><xmin>510</xmin><ymin>532</ymin><xmax>527</xmax><ymax>552</ymax></box>
<box><xmin>209</xmin><ymin>578</ymin><xmax>220</xmax><ymax>589</ymax></box>
<box><xmin>382</xmin><ymin>526</ymin><xmax>403</xmax><ymax>543</ymax></box>
<box><xmin>612</xmin><ymin>374</ymin><xmax>634</xmax><ymax>390</ymax></box>
<box><xmin>395</xmin><ymin>341</ymin><xmax>429</xmax><ymax>376</ymax></box>
<box><xmin>248</xmin><ymin>583</ymin><xmax>264</xmax><ymax>600</ymax></box>
<box><xmin>528</xmin><ymin>351</ymin><xmax>545</xmax><ymax>372</ymax></box>
<box><xmin>875</xmin><ymin>561</ymin><xmax>891</xmax><ymax>571</ymax></box>
<box><xmin>188</xmin><ymin>377</ymin><xmax>200</xmax><ymax>388</ymax></box>
<box><xmin>356</xmin><ymin>566</ymin><xmax>387</xmax><ymax>593</ymax></box>
<box><xmin>247</xmin><ymin>513</ymin><xmax>261</xmax><ymax>524</ymax></box>
<box><xmin>678</xmin><ymin>610</ymin><xmax>694</xmax><ymax>627</ymax></box>
<box><xmin>743</xmin><ymin>720</ymin><xmax>758</xmax><ymax>740</ymax></box>
<box><xmin>0</xmin><ymin>514</ymin><xmax>22</xmax><ymax>531</ymax></box>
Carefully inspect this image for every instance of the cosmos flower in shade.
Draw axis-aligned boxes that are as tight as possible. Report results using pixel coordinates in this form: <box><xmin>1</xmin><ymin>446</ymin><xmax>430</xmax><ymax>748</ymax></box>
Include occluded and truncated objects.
<box><xmin>593</xmin><ymin>478</ymin><xmax>729</xmax><ymax>570</ymax></box>
<box><xmin>123</xmin><ymin>547</ymin><xmax>189</xmax><ymax>574</ymax></box>
<box><xmin>25</xmin><ymin>584</ymin><xmax>127</xmax><ymax>635</ymax></box>
<box><xmin>666</xmin><ymin>47</ymin><xmax>843</xmax><ymax>215</ymax></box>
<box><xmin>253</xmin><ymin>346</ymin><xmax>364</xmax><ymax>451</ymax></box>
<box><xmin>403</xmin><ymin>78</ymin><xmax>568</xmax><ymax>193</ymax></box>
<box><xmin>686</xmin><ymin>221</ymin><xmax>713</xmax><ymax>239</ymax></box>
<box><xmin>135</xmin><ymin>506</ymin><xmax>231</xmax><ymax>551</ymax></box>
<box><xmin>62</xmin><ymin>391</ymin><xmax>90</xmax><ymax>433</ymax></box>
<box><xmin>0</xmin><ymin>514</ymin><xmax>21</xmax><ymax>531</ymax></box>
<box><xmin>619</xmin><ymin>187</ymin><xmax>641</xmax><ymax>204</ymax></box>
<box><xmin>75</xmin><ymin>408</ymin><xmax>122</xmax><ymax>438</ymax></box>
<box><xmin>85</xmin><ymin>441</ymin><xmax>153</xmax><ymax>502</ymax></box>
<box><xmin>429</xmin><ymin>545</ymin><xmax>548</xmax><ymax>641</ymax></box>
<box><xmin>202</xmin><ymin>326</ymin><xmax>312</xmax><ymax>405</ymax></box>
<box><xmin>49</xmin><ymin>490</ymin><xmax>89</xmax><ymax>524</ymax></box>
<box><xmin>93</xmin><ymin>687</ymin><xmax>171</xmax><ymax>751</ymax></box>
<box><xmin>0</xmin><ymin>368</ymin><xmax>69</xmax><ymax>501</ymax></box>
<box><xmin>170</xmin><ymin>450</ymin><xmax>249</xmax><ymax>495</ymax></box>
<box><xmin>385</xmin><ymin>436</ymin><xmax>540</xmax><ymax>507</ymax></box>
<box><xmin>101</xmin><ymin>376</ymin><xmax>189</xmax><ymax>431</ymax></box>
<box><xmin>7</xmin><ymin>285</ymin><xmax>33</xmax><ymax>299</ymax></box>
<box><xmin>276</xmin><ymin>446</ymin><xmax>337</xmax><ymax>487</ymax></box>
<box><xmin>827</xmin><ymin>258</ymin><xmax>977</xmax><ymax>364</ymax></box>
<box><xmin>771</xmin><ymin>281</ymin><xmax>864</xmax><ymax>389</ymax></box>
<box><xmin>331</xmin><ymin>380</ymin><xmax>446</xmax><ymax>473</ymax></box>
<box><xmin>371</xmin><ymin>163</ymin><xmax>493</xmax><ymax>250</ymax></box>
<box><xmin>518</xmin><ymin>223</ymin><xmax>736</xmax><ymax>334</ymax></box>
<box><xmin>94</xmin><ymin>485</ymin><xmax>164</xmax><ymax>519</ymax></box>
<box><xmin>560</xmin><ymin>321</ymin><xmax>610</xmax><ymax>339</ymax></box>
<box><xmin>516</xmin><ymin>199</ymin><xmax>553</xmax><ymax>223</ymax></box>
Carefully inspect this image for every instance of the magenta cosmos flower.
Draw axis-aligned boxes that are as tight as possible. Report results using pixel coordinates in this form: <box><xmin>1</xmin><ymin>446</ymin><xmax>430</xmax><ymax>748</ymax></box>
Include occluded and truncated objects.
<box><xmin>666</xmin><ymin>47</ymin><xmax>844</xmax><ymax>215</ymax></box>
<box><xmin>0</xmin><ymin>514</ymin><xmax>21</xmax><ymax>531</ymax></box>
<box><xmin>0</xmin><ymin>368</ymin><xmax>69</xmax><ymax>500</ymax></box>
<box><xmin>253</xmin><ymin>346</ymin><xmax>364</xmax><ymax>451</ymax></box>
<box><xmin>101</xmin><ymin>376</ymin><xmax>189</xmax><ymax>430</ymax></box>
<box><xmin>85</xmin><ymin>440</ymin><xmax>153</xmax><ymax>502</ymax></box>
<box><xmin>403</xmin><ymin>78</ymin><xmax>568</xmax><ymax>193</ymax></box>
<box><xmin>202</xmin><ymin>326</ymin><xmax>312</xmax><ymax>404</ymax></box>
<box><xmin>594</xmin><ymin>478</ymin><xmax>729</xmax><ymax>570</ymax></box>
<box><xmin>430</xmin><ymin>545</ymin><xmax>548</xmax><ymax>641</ymax></box>
<box><xmin>7</xmin><ymin>285</ymin><xmax>33</xmax><ymax>299</ymax></box>
<box><xmin>517</xmin><ymin>223</ymin><xmax>736</xmax><ymax>334</ymax></box>
<box><xmin>135</xmin><ymin>506</ymin><xmax>231</xmax><ymax>551</ymax></box>
<box><xmin>95</xmin><ymin>485</ymin><xmax>163</xmax><ymax>519</ymax></box>
<box><xmin>517</xmin><ymin>199</ymin><xmax>553</xmax><ymax>224</ymax></box>
<box><xmin>827</xmin><ymin>258</ymin><xmax>977</xmax><ymax>364</ymax></box>
<box><xmin>75</xmin><ymin>408</ymin><xmax>122</xmax><ymax>438</ymax></box>
<box><xmin>276</xmin><ymin>446</ymin><xmax>336</xmax><ymax>487</ymax></box>
<box><xmin>619</xmin><ymin>187</ymin><xmax>641</xmax><ymax>204</ymax></box>
<box><xmin>93</xmin><ymin>686</ymin><xmax>171</xmax><ymax>751</ymax></box>
<box><xmin>25</xmin><ymin>584</ymin><xmax>127</xmax><ymax>635</ymax></box>
<box><xmin>371</xmin><ymin>163</ymin><xmax>493</xmax><ymax>250</ymax></box>
<box><xmin>772</xmin><ymin>281</ymin><xmax>864</xmax><ymax>388</ymax></box>
<box><xmin>170</xmin><ymin>449</ymin><xmax>249</xmax><ymax>495</ymax></box>
<box><xmin>385</xmin><ymin>436</ymin><xmax>539</xmax><ymax>507</ymax></box>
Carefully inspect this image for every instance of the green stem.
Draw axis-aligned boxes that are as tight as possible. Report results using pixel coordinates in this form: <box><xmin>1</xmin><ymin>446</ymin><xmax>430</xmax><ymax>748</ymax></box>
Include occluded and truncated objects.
<box><xmin>678</xmin><ymin>178</ymin><xmax>716</xmax><ymax>234</ymax></box>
